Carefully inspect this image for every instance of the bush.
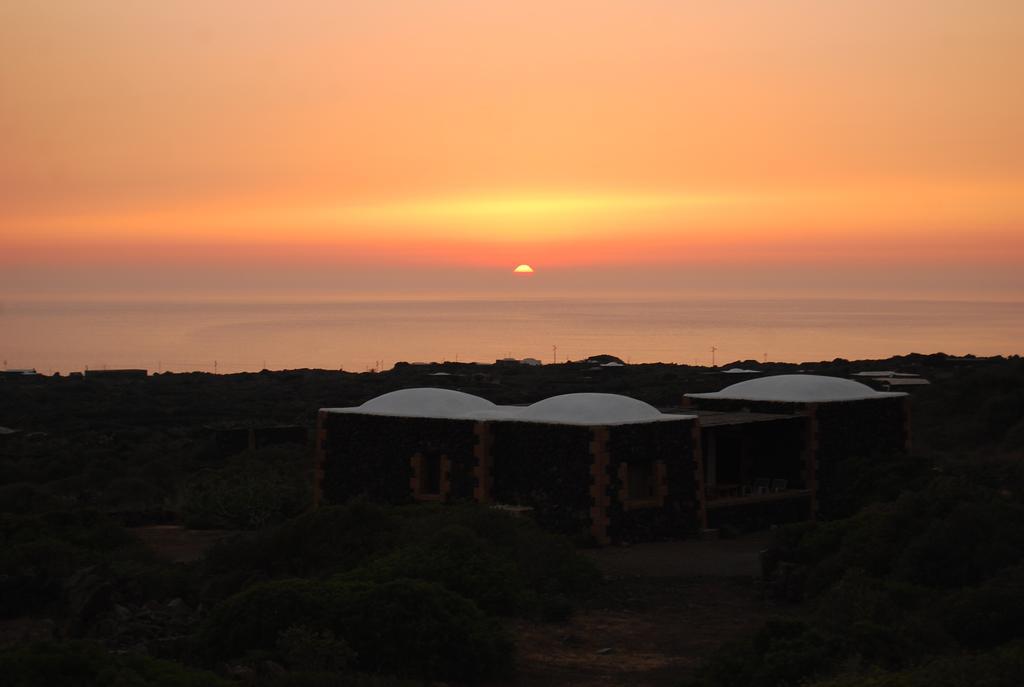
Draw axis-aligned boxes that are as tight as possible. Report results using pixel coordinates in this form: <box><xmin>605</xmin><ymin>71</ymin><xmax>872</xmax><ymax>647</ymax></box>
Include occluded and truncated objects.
<box><xmin>894</xmin><ymin>500</ymin><xmax>1024</xmax><ymax>588</ymax></box>
<box><xmin>943</xmin><ymin>565</ymin><xmax>1024</xmax><ymax>649</ymax></box>
<box><xmin>199</xmin><ymin>500</ymin><xmax>404</xmax><ymax>597</ymax></box>
<box><xmin>277</xmin><ymin>625</ymin><xmax>356</xmax><ymax>672</ymax></box>
<box><xmin>197</xmin><ymin>578</ymin><xmax>513</xmax><ymax>683</ymax></box>
<box><xmin>0</xmin><ymin>511</ymin><xmax>151</xmax><ymax>617</ymax></box>
<box><xmin>181</xmin><ymin>446</ymin><xmax>310</xmax><ymax>530</ymax></box>
<box><xmin>243</xmin><ymin>674</ymin><xmax>416</xmax><ymax>687</ymax></box>
<box><xmin>394</xmin><ymin>504</ymin><xmax>601</xmax><ymax>609</ymax></box>
<box><xmin>0</xmin><ymin>483</ymin><xmax>65</xmax><ymax>515</ymax></box>
<box><xmin>0</xmin><ymin>641</ymin><xmax>229</xmax><ymax>687</ymax></box>
<box><xmin>200</xmin><ymin>501</ymin><xmax>599</xmax><ymax>616</ymax></box>
<box><xmin>343</xmin><ymin>524</ymin><xmax>530</xmax><ymax>615</ymax></box>
<box><xmin>688</xmin><ymin>620</ymin><xmax>841</xmax><ymax>687</ymax></box>
<box><xmin>809</xmin><ymin>641</ymin><xmax>1024</xmax><ymax>687</ymax></box>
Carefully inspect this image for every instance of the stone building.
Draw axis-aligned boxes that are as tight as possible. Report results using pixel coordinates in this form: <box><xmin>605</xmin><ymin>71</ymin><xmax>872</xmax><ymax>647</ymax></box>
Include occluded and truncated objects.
<box><xmin>317</xmin><ymin>389</ymin><xmax>701</xmax><ymax>544</ymax></box>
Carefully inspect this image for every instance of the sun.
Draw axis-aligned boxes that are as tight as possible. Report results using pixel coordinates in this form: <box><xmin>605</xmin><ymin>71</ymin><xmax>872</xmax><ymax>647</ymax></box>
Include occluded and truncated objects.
<box><xmin>513</xmin><ymin>264</ymin><xmax>535</xmax><ymax>274</ymax></box>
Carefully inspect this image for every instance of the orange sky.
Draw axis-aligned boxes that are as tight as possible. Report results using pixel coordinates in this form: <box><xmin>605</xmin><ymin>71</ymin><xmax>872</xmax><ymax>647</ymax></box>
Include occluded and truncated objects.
<box><xmin>1</xmin><ymin>1</ymin><xmax>1022</xmax><ymax>296</ymax></box>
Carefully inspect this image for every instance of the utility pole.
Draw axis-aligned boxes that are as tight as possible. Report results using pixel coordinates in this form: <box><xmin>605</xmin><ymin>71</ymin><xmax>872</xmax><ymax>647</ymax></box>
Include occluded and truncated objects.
<box><xmin>711</xmin><ymin>346</ymin><xmax>717</xmax><ymax>368</ymax></box>
<box><xmin>214</xmin><ymin>360</ymin><xmax>218</xmax><ymax>374</ymax></box>
<box><xmin>552</xmin><ymin>345</ymin><xmax>558</xmax><ymax>365</ymax></box>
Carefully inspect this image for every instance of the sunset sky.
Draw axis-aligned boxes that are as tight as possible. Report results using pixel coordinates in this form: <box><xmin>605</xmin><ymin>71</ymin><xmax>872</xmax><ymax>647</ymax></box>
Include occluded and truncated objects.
<box><xmin>2</xmin><ymin>1</ymin><xmax>1022</xmax><ymax>299</ymax></box>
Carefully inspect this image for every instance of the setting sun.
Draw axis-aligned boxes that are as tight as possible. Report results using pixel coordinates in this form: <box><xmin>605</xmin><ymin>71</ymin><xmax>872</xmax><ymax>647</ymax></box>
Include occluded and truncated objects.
<box><xmin>513</xmin><ymin>264</ymin><xmax>535</xmax><ymax>274</ymax></box>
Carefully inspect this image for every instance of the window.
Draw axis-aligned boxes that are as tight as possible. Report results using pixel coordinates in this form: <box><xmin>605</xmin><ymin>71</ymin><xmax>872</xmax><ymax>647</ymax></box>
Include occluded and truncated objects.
<box><xmin>421</xmin><ymin>451</ymin><xmax>442</xmax><ymax>495</ymax></box>
<box><xmin>628</xmin><ymin>461</ymin><xmax>656</xmax><ymax>500</ymax></box>
<box><xmin>411</xmin><ymin>450</ymin><xmax>447</xmax><ymax>501</ymax></box>
<box><xmin>619</xmin><ymin>460</ymin><xmax>664</xmax><ymax>509</ymax></box>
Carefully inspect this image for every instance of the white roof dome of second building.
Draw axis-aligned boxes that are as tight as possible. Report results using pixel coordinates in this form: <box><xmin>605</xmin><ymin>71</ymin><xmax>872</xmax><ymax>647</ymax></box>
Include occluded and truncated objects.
<box><xmin>686</xmin><ymin>374</ymin><xmax>906</xmax><ymax>403</ymax></box>
<box><xmin>518</xmin><ymin>392</ymin><xmax>672</xmax><ymax>425</ymax></box>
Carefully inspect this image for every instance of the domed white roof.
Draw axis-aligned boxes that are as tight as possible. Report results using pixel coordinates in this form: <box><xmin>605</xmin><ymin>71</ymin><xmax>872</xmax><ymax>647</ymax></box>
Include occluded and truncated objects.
<box><xmin>324</xmin><ymin>389</ymin><xmax>694</xmax><ymax>425</ymax></box>
<box><xmin>686</xmin><ymin>374</ymin><xmax>906</xmax><ymax>403</ymax></box>
<box><xmin>518</xmin><ymin>393</ymin><xmax>680</xmax><ymax>426</ymax></box>
<box><xmin>350</xmin><ymin>388</ymin><xmax>496</xmax><ymax>419</ymax></box>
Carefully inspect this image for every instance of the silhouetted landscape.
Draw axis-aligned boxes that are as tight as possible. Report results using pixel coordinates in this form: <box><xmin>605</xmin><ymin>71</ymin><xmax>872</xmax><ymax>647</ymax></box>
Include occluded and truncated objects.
<box><xmin>2</xmin><ymin>353</ymin><xmax>1022</xmax><ymax>685</ymax></box>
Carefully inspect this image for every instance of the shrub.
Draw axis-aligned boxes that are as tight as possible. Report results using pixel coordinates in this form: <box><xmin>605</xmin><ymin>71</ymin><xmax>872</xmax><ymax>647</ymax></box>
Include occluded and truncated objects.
<box><xmin>0</xmin><ymin>641</ymin><xmax>229</xmax><ymax>687</ymax></box>
<box><xmin>197</xmin><ymin>578</ymin><xmax>513</xmax><ymax>683</ymax></box>
<box><xmin>0</xmin><ymin>483</ymin><xmax>65</xmax><ymax>515</ymax></box>
<box><xmin>894</xmin><ymin>500</ymin><xmax>1024</xmax><ymax>588</ymax></box>
<box><xmin>813</xmin><ymin>569</ymin><xmax>938</xmax><ymax>667</ymax></box>
<box><xmin>395</xmin><ymin>504</ymin><xmax>601</xmax><ymax>607</ymax></box>
<box><xmin>943</xmin><ymin>565</ymin><xmax>1024</xmax><ymax>649</ymax></box>
<box><xmin>277</xmin><ymin>625</ymin><xmax>356</xmax><ymax>672</ymax></box>
<box><xmin>0</xmin><ymin>511</ymin><xmax>150</xmax><ymax>617</ymax></box>
<box><xmin>688</xmin><ymin>620</ymin><xmax>840</xmax><ymax>687</ymax></box>
<box><xmin>181</xmin><ymin>446</ymin><xmax>310</xmax><ymax>530</ymax></box>
<box><xmin>200</xmin><ymin>501</ymin><xmax>598</xmax><ymax>616</ymax></box>
<box><xmin>199</xmin><ymin>500</ymin><xmax>404</xmax><ymax>596</ymax></box>
<box><xmin>0</xmin><ymin>538</ymin><xmax>92</xmax><ymax>617</ymax></box>
<box><xmin>808</xmin><ymin>641</ymin><xmax>1024</xmax><ymax>687</ymax></box>
<box><xmin>344</xmin><ymin>524</ymin><xmax>530</xmax><ymax>615</ymax></box>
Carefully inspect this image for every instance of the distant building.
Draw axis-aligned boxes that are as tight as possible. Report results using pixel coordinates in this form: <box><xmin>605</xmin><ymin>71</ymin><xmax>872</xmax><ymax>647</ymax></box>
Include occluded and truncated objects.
<box><xmin>851</xmin><ymin>371</ymin><xmax>931</xmax><ymax>392</ymax></box>
<box><xmin>495</xmin><ymin>357</ymin><xmax>542</xmax><ymax>366</ymax></box>
<box><xmin>1</xmin><ymin>368</ymin><xmax>38</xmax><ymax>378</ymax></box>
<box><xmin>719</xmin><ymin>367</ymin><xmax>761</xmax><ymax>375</ymax></box>
<box><xmin>584</xmin><ymin>354</ymin><xmax>626</xmax><ymax>366</ymax></box>
<box><xmin>0</xmin><ymin>426</ymin><xmax>22</xmax><ymax>440</ymax></box>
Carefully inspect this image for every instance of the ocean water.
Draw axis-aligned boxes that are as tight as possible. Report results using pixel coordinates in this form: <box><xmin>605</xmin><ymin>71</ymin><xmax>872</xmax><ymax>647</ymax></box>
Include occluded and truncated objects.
<box><xmin>1</xmin><ymin>297</ymin><xmax>1022</xmax><ymax>374</ymax></box>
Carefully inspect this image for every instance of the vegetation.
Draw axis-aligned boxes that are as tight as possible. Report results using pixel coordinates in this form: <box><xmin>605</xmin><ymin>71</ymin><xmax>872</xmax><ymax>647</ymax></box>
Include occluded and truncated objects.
<box><xmin>1</xmin><ymin>354</ymin><xmax>1021</xmax><ymax>684</ymax></box>
<box><xmin>685</xmin><ymin>356</ymin><xmax>1024</xmax><ymax>687</ymax></box>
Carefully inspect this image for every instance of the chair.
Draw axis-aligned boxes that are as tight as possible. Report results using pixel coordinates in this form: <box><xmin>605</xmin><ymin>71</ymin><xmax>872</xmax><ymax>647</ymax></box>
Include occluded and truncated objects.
<box><xmin>753</xmin><ymin>478</ymin><xmax>770</xmax><ymax>495</ymax></box>
<box><xmin>770</xmin><ymin>478</ymin><xmax>788</xmax><ymax>492</ymax></box>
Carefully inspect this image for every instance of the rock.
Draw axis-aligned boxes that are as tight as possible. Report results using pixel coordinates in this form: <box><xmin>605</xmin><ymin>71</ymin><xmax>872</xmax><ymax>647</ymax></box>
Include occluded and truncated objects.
<box><xmin>596</xmin><ymin>647</ymin><xmax>613</xmax><ymax>655</ymax></box>
<box><xmin>226</xmin><ymin>664</ymin><xmax>253</xmax><ymax>678</ymax></box>
<box><xmin>262</xmin><ymin>660</ymin><xmax>286</xmax><ymax>675</ymax></box>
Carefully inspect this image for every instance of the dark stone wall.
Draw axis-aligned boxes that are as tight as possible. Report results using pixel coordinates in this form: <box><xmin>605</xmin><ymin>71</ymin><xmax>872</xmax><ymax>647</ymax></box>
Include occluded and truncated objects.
<box><xmin>489</xmin><ymin>422</ymin><xmax>593</xmax><ymax>538</ymax></box>
<box><xmin>605</xmin><ymin>420</ymin><xmax>699</xmax><ymax>542</ymax></box>
<box><xmin>320</xmin><ymin>413</ymin><xmax>478</xmax><ymax>505</ymax></box>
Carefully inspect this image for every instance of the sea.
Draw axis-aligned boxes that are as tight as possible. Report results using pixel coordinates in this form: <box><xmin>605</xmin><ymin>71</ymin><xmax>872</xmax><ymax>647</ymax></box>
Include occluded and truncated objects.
<box><xmin>2</xmin><ymin>297</ymin><xmax>1022</xmax><ymax>375</ymax></box>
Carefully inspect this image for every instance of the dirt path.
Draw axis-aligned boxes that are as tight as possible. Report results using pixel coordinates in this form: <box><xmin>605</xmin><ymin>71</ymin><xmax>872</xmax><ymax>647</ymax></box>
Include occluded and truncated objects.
<box><xmin>586</xmin><ymin>530</ymin><xmax>775</xmax><ymax>579</ymax></box>
<box><xmin>503</xmin><ymin>532</ymin><xmax>788</xmax><ymax>686</ymax></box>
<box><xmin>130</xmin><ymin>525</ymin><xmax>237</xmax><ymax>563</ymax></box>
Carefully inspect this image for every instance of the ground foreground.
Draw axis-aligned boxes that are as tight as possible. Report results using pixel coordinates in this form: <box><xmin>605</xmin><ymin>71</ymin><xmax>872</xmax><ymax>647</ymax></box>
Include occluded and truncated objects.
<box><xmin>506</xmin><ymin>533</ymin><xmax>787</xmax><ymax>686</ymax></box>
<box><xmin>129</xmin><ymin>524</ymin><xmax>783</xmax><ymax>686</ymax></box>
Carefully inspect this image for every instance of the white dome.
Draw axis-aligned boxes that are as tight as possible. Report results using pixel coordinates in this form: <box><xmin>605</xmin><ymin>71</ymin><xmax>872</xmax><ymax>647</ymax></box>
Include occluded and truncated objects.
<box><xmin>355</xmin><ymin>388</ymin><xmax>496</xmax><ymax>419</ymax></box>
<box><xmin>518</xmin><ymin>393</ymin><xmax>671</xmax><ymax>425</ymax></box>
<box><xmin>686</xmin><ymin>374</ymin><xmax>906</xmax><ymax>403</ymax></box>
